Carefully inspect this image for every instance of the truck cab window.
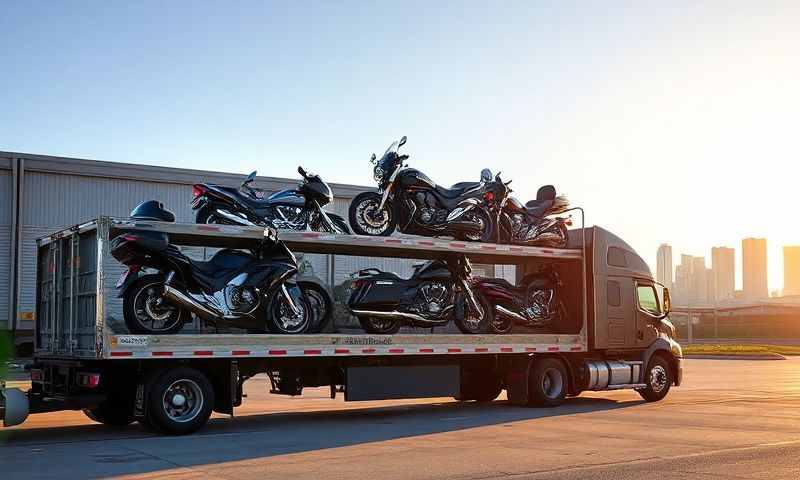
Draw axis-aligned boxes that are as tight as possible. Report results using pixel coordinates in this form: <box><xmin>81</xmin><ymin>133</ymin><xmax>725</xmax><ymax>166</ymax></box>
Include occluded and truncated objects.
<box><xmin>636</xmin><ymin>285</ymin><xmax>661</xmax><ymax>316</ymax></box>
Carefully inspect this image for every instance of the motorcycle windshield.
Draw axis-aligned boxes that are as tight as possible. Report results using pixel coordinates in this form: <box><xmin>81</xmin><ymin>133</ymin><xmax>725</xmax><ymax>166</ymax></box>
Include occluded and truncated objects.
<box><xmin>377</xmin><ymin>140</ymin><xmax>399</xmax><ymax>169</ymax></box>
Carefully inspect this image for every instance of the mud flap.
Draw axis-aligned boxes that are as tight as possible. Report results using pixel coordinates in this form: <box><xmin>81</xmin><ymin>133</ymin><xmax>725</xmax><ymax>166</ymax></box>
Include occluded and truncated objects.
<box><xmin>505</xmin><ymin>355</ymin><xmax>533</xmax><ymax>406</ymax></box>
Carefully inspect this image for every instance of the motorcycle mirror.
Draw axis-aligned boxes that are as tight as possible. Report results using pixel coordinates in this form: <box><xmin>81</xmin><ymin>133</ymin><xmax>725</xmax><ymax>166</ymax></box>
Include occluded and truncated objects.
<box><xmin>480</xmin><ymin>168</ymin><xmax>493</xmax><ymax>182</ymax></box>
<box><xmin>370</xmin><ymin>153</ymin><xmax>377</xmax><ymax>163</ymax></box>
<box><xmin>243</xmin><ymin>171</ymin><xmax>257</xmax><ymax>186</ymax></box>
<box><xmin>398</xmin><ymin>136</ymin><xmax>407</xmax><ymax>147</ymax></box>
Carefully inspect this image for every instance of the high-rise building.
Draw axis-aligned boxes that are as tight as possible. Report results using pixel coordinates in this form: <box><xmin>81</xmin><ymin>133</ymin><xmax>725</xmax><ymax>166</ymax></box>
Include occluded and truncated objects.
<box><xmin>691</xmin><ymin>256</ymin><xmax>708</xmax><ymax>304</ymax></box>
<box><xmin>742</xmin><ymin>238</ymin><xmax>768</xmax><ymax>299</ymax></box>
<box><xmin>711</xmin><ymin>246</ymin><xmax>735</xmax><ymax>301</ymax></box>
<box><xmin>656</xmin><ymin>244</ymin><xmax>673</xmax><ymax>290</ymax></box>
<box><xmin>784</xmin><ymin>246</ymin><xmax>800</xmax><ymax>297</ymax></box>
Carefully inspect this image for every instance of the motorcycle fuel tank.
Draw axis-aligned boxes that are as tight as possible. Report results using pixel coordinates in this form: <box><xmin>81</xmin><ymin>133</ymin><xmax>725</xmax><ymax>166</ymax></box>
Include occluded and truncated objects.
<box><xmin>267</xmin><ymin>189</ymin><xmax>306</xmax><ymax>208</ymax></box>
<box><xmin>397</xmin><ymin>169</ymin><xmax>436</xmax><ymax>190</ymax></box>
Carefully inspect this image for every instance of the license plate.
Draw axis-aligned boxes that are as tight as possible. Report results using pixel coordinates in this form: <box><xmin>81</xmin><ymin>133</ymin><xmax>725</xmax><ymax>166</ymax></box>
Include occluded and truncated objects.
<box><xmin>116</xmin><ymin>269</ymin><xmax>131</xmax><ymax>288</ymax></box>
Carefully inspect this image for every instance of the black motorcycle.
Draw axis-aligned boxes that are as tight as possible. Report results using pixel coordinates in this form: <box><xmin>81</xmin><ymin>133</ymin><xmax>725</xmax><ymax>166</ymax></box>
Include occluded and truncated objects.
<box><xmin>112</xmin><ymin>200</ymin><xmax>326</xmax><ymax>335</ymax></box>
<box><xmin>192</xmin><ymin>167</ymin><xmax>350</xmax><ymax>234</ymax></box>
<box><xmin>472</xmin><ymin>266</ymin><xmax>566</xmax><ymax>334</ymax></box>
<box><xmin>348</xmin><ymin>136</ymin><xmax>494</xmax><ymax>241</ymax></box>
<box><xmin>450</xmin><ymin>172</ymin><xmax>571</xmax><ymax>247</ymax></box>
<box><xmin>347</xmin><ymin>255</ymin><xmax>492</xmax><ymax>334</ymax></box>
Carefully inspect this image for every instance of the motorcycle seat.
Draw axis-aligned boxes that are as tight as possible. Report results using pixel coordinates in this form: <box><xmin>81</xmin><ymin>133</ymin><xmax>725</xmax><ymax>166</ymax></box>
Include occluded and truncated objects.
<box><xmin>434</xmin><ymin>181</ymin><xmax>480</xmax><ymax>199</ymax></box>
<box><xmin>524</xmin><ymin>199</ymin><xmax>554</xmax><ymax>218</ymax></box>
<box><xmin>189</xmin><ymin>249</ymin><xmax>253</xmax><ymax>281</ymax></box>
<box><xmin>478</xmin><ymin>277</ymin><xmax>516</xmax><ymax>289</ymax></box>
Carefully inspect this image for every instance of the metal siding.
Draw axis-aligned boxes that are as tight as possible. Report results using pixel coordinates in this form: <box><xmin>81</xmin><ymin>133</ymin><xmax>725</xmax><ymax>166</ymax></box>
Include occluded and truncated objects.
<box><xmin>0</xmin><ymin>168</ymin><xmax>10</xmax><ymax>330</ymax></box>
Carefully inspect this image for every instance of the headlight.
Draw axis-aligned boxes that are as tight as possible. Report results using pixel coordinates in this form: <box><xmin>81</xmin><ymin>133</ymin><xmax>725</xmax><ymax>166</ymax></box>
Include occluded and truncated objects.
<box><xmin>373</xmin><ymin>166</ymin><xmax>384</xmax><ymax>182</ymax></box>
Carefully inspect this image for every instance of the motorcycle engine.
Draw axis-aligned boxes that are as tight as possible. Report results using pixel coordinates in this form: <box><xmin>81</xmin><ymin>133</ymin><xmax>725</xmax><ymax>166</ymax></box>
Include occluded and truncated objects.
<box><xmin>415</xmin><ymin>192</ymin><xmax>447</xmax><ymax>225</ymax></box>
<box><xmin>409</xmin><ymin>282</ymin><xmax>450</xmax><ymax>316</ymax></box>
<box><xmin>273</xmin><ymin>206</ymin><xmax>306</xmax><ymax>230</ymax></box>
<box><xmin>226</xmin><ymin>285</ymin><xmax>259</xmax><ymax>314</ymax></box>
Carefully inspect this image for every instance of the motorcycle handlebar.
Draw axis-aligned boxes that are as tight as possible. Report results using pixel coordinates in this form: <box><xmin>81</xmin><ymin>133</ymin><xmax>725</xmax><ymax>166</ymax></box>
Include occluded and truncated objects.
<box><xmin>298</xmin><ymin>166</ymin><xmax>307</xmax><ymax>178</ymax></box>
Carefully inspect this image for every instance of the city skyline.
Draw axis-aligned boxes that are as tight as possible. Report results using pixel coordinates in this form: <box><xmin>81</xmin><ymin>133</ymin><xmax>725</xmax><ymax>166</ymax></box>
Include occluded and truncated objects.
<box><xmin>656</xmin><ymin>238</ymin><xmax>800</xmax><ymax>302</ymax></box>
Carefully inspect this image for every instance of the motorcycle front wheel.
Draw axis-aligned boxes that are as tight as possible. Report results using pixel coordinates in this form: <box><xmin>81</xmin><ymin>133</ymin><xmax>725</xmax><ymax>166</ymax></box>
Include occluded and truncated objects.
<box><xmin>348</xmin><ymin>192</ymin><xmax>396</xmax><ymax>237</ymax></box>
<box><xmin>267</xmin><ymin>287</ymin><xmax>312</xmax><ymax>334</ymax></box>
<box><xmin>455</xmin><ymin>290</ymin><xmax>493</xmax><ymax>334</ymax></box>
<box><xmin>123</xmin><ymin>274</ymin><xmax>188</xmax><ymax>334</ymax></box>
<box><xmin>358</xmin><ymin>316</ymin><xmax>401</xmax><ymax>334</ymax></box>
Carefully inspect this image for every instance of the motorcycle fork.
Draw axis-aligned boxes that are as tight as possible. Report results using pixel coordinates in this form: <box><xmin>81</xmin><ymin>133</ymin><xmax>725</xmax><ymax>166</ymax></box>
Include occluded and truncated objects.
<box><xmin>280</xmin><ymin>284</ymin><xmax>302</xmax><ymax>317</ymax></box>
<box><xmin>460</xmin><ymin>278</ymin><xmax>484</xmax><ymax>320</ymax></box>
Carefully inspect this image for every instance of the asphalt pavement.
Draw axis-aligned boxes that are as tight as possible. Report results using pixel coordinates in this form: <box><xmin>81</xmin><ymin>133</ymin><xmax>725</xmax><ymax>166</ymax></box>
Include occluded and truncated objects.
<box><xmin>2</xmin><ymin>358</ymin><xmax>800</xmax><ymax>479</ymax></box>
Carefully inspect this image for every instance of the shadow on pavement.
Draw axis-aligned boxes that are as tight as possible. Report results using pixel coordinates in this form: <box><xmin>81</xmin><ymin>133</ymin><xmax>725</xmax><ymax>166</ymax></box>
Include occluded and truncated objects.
<box><xmin>2</xmin><ymin>396</ymin><xmax>643</xmax><ymax>478</ymax></box>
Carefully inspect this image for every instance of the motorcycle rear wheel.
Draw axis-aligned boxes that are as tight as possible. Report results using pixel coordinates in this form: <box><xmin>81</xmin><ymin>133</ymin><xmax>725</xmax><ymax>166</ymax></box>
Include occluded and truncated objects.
<box><xmin>195</xmin><ymin>206</ymin><xmax>234</xmax><ymax>225</ymax></box>
<box><xmin>123</xmin><ymin>275</ymin><xmax>188</xmax><ymax>334</ymax></box>
<box><xmin>358</xmin><ymin>316</ymin><xmax>401</xmax><ymax>334</ymax></box>
<box><xmin>298</xmin><ymin>281</ymin><xmax>333</xmax><ymax>333</ymax></box>
<box><xmin>456</xmin><ymin>208</ymin><xmax>494</xmax><ymax>243</ymax></box>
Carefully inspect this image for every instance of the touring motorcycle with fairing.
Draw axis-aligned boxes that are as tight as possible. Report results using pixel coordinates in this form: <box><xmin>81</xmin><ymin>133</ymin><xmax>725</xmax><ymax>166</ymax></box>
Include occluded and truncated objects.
<box><xmin>347</xmin><ymin>255</ymin><xmax>492</xmax><ymax>334</ymax></box>
<box><xmin>112</xmin><ymin>200</ymin><xmax>330</xmax><ymax>335</ymax></box>
<box><xmin>192</xmin><ymin>168</ymin><xmax>350</xmax><ymax>234</ymax></box>
<box><xmin>472</xmin><ymin>265</ymin><xmax>567</xmax><ymax>334</ymax></box>
<box><xmin>348</xmin><ymin>136</ymin><xmax>494</xmax><ymax>242</ymax></box>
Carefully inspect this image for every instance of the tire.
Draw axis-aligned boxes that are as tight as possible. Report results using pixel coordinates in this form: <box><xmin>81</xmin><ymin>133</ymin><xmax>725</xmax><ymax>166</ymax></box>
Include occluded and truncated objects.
<box><xmin>267</xmin><ymin>285</ymin><xmax>312</xmax><ymax>334</ymax></box>
<box><xmin>358</xmin><ymin>316</ymin><xmax>402</xmax><ymax>334</ymax></box>
<box><xmin>489</xmin><ymin>306</ymin><xmax>514</xmax><ymax>334</ymax></box>
<box><xmin>348</xmin><ymin>192</ymin><xmax>396</xmax><ymax>237</ymax></box>
<box><xmin>528</xmin><ymin>357</ymin><xmax>568</xmax><ymax>407</ymax></box>
<box><xmin>145</xmin><ymin>367</ymin><xmax>214</xmax><ymax>435</ymax></box>
<box><xmin>298</xmin><ymin>281</ymin><xmax>332</xmax><ymax>333</ymax></box>
<box><xmin>83</xmin><ymin>402</ymin><xmax>135</xmax><ymax>428</ymax></box>
<box><xmin>195</xmin><ymin>206</ymin><xmax>231</xmax><ymax>225</ymax></box>
<box><xmin>457</xmin><ymin>208</ymin><xmax>494</xmax><ymax>243</ymax></box>
<box><xmin>638</xmin><ymin>354</ymin><xmax>672</xmax><ymax>402</ymax></box>
<box><xmin>123</xmin><ymin>275</ymin><xmax>188</xmax><ymax>334</ymax></box>
<box><xmin>455</xmin><ymin>290</ymin><xmax>492</xmax><ymax>334</ymax></box>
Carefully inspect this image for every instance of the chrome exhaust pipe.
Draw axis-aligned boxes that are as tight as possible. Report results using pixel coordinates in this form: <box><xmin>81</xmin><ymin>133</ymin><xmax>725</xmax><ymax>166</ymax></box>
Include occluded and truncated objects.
<box><xmin>216</xmin><ymin>209</ymin><xmax>261</xmax><ymax>227</ymax></box>
<box><xmin>495</xmin><ymin>305</ymin><xmax>527</xmax><ymax>323</ymax></box>
<box><xmin>350</xmin><ymin>309</ymin><xmax>437</xmax><ymax>324</ymax></box>
<box><xmin>163</xmin><ymin>285</ymin><xmax>222</xmax><ymax>320</ymax></box>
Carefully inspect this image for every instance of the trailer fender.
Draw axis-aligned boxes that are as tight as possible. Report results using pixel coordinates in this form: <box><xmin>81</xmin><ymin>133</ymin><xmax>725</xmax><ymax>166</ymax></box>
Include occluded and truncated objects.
<box><xmin>1</xmin><ymin>388</ymin><xmax>30</xmax><ymax>427</ymax></box>
<box><xmin>642</xmin><ymin>337</ymin><xmax>682</xmax><ymax>386</ymax></box>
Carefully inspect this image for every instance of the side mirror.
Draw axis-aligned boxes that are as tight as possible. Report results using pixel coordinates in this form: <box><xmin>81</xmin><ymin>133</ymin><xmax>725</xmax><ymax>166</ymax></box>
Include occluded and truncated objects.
<box><xmin>662</xmin><ymin>287</ymin><xmax>672</xmax><ymax>315</ymax></box>
<box><xmin>480</xmin><ymin>168</ymin><xmax>493</xmax><ymax>182</ymax></box>
<box><xmin>398</xmin><ymin>136</ymin><xmax>407</xmax><ymax>147</ymax></box>
<box><xmin>370</xmin><ymin>153</ymin><xmax>377</xmax><ymax>163</ymax></box>
<box><xmin>243</xmin><ymin>171</ymin><xmax>257</xmax><ymax>186</ymax></box>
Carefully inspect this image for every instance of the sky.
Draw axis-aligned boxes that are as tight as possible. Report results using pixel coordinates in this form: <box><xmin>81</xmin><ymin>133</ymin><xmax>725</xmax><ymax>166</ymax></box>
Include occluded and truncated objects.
<box><xmin>1</xmin><ymin>1</ymin><xmax>799</xmax><ymax>291</ymax></box>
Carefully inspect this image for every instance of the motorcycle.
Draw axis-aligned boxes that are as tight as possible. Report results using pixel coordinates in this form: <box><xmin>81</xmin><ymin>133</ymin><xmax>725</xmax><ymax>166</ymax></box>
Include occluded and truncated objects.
<box><xmin>450</xmin><ymin>172</ymin><xmax>571</xmax><ymax>247</ymax></box>
<box><xmin>348</xmin><ymin>136</ymin><xmax>495</xmax><ymax>242</ymax></box>
<box><xmin>191</xmin><ymin>167</ymin><xmax>350</xmax><ymax>234</ymax></box>
<box><xmin>112</xmin><ymin>200</ymin><xmax>328</xmax><ymax>335</ymax></box>
<box><xmin>347</xmin><ymin>255</ymin><xmax>492</xmax><ymax>334</ymax></box>
<box><xmin>472</xmin><ymin>265</ymin><xmax>567</xmax><ymax>334</ymax></box>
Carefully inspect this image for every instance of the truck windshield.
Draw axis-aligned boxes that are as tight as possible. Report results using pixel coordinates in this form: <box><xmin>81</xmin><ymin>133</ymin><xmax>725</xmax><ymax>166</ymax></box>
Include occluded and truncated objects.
<box><xmin>637</xmin><ymin>285</ymin><xmax>661</xmax><ymax>315</ymax></box>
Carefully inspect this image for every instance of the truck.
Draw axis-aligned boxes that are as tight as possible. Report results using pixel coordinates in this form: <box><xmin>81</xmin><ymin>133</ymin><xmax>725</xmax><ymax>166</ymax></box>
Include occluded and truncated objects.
<box><xmin>1</xmin><ymin>216</ymin><xmax>682</xmax><ymax>435</ymax></box>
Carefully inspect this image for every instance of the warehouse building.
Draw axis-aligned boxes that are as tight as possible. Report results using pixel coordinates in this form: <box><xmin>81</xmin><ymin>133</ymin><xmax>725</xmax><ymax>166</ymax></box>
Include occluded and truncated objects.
<box><xmin>1</xmin><ymin>151</ymin><xmax>513</xmax><ymax>350</ymax></box>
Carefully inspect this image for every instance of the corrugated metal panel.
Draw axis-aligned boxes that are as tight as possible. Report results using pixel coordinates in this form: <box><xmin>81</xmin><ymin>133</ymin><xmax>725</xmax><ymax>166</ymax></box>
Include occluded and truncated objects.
<box><xmin>0</xmin><ymin>168</ymin><xmax>12</xmax><ymax>330</ymax></box>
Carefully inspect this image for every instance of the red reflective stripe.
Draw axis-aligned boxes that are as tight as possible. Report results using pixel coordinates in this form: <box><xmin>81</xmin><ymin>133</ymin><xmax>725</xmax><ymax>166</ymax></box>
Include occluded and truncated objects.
<box><xmin>362</xmin><ymin>348</ymin><xmax>376</xmax><ymax>353</ymax></box>
<box><xmin>304</xmin><ymin>349</ymin><xmax>322</xmax><ymax>355</ymax></box>
<box><xmin>570</xmin><ymin>346</ymin><xmax>583</xmax><ymax>351</ymax></box>
<box><xmin>110</xmin><ymin>351</ymin><xmax>133</xmax><ymax>357</ymax></box>
<box><xmin>385</xmin><ymin>239</ymin><xmax>402</xmax><ymax>244</ymax></box>
<box><xmin>389</xmin><ymin>348</ymin><xmax>404</xmax><ymax>353</ymax></box>
<box><xmin>334</xmin><ymin>348</ymin><xmax>350</xmax><ymax>354</ymax></box>
<box><xmin>541</xmin><ymin>249</ymin><xmax>554</xmax><ymax>254</ymax></box>
<box><xmin>547</xmin><ymin>346</ymin><xmax>559</xmax><ymax>351</ymax></box>
<box><xmin>419</xmin><ymin>348</ymin><xmax>434</xmax><ymax>353</ymax></box>
<box><xmin>447</xmin><ymin>348</ymin><xmax>462</xmax><ymax>353</ymax></box>
<box><xmin>450</xmin><ymin>243</ymin><xmax>466</xmax><ymax>248</ymax></box>
<box><xmin>500</xmin><ymin>347</ymin><xmax>514</xmax><ymax>353</ymax></box>
<box><xmin>269</xmin><ymin>349</ymin><xmax>287</xmax><ymax>355</ymax></box>
<box><xmin>480</xmin><ymin>245</ymin><xmax>496</xmax><ymax>250</ymax></box>
<box><xmin>474</xmin><ymin>347</ymin><xmax>489</xmax><ymax>353</ymax></box>
<box><xmin>197</xmin><ymin>226</ymin><xmax>220</xmax><ymax>232</ymax></box>
<box><xmin>525</xmin><ymin>347</ymin><xmax>537</xmax><ymax>352</ymax></box>
<box><xmin>194</xmin><ymin>350</ymin><xmax>213</xmax><ymax>356</ymax></box>
<box><xmin>302</xmin><ymin>232</ymin><xmax>321</xmax><ymax>238</ymax></box>
<box><xmin>152</xmin><ymin>351</ymin><xmax>173</xmax><ymax>357</ymax></box>
<box><xmin>232</xmin><ymin>350</ymin><xmax>250</xmax><ymax>356</ymax></box>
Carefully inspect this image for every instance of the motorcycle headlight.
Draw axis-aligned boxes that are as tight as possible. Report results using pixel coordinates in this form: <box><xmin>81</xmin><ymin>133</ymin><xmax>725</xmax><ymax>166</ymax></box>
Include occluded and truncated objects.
<box><xmin>373</xmin><ymin>166</ymin><xmax>384</xmax><ymax>182</ymax></box>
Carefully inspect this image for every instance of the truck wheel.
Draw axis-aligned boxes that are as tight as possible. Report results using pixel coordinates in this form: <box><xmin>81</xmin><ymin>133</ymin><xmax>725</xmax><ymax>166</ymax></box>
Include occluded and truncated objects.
<box><xmin>528</xmin><ymin>357</ymin><xmax>567</xmax><ymax>407</ymax></box>
<box><xmin>145</xmin><ymin>367</ymin><xmax>214</xmax><ymax>435</ymax></box>
<box><xmin>83</xmin><ymin>402</ymin><xmax>135</xmax><ymax>427</ymax></box>
<box><xmin>638</xmin><ymin>354</ymin><xmax>672</xmax><ymax>402</ymax></box>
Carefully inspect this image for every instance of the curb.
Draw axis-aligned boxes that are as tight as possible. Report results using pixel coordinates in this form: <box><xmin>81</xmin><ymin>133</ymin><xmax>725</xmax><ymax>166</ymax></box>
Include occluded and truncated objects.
<box><xmin>684</xmin><ymin>353</ymin><xmax>786</xmax><ymax>361</ymax></box>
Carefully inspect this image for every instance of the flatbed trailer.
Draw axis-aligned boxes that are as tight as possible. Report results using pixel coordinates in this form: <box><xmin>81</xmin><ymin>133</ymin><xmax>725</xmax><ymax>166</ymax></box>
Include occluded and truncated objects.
<box><xmin>1</xmin><ymin>217</ymin><xmax>683</xmax><ymax>435</ymax></box>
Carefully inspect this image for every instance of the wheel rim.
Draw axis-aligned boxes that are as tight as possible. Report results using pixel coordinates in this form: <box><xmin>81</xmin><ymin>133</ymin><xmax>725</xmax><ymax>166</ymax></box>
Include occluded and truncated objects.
<box><xmin>356</xmin><ymin>199</ymin><xmax>391</xmax><ymax>235</ymax></box>
<box><xmin>162</xmin><ymin>379</ymin><xmax>203</xmax><ymax>423</ymax></box>
<box><xmin>649</xmin><ymin>365</ymin><xmax>668</xmax><ymax>393</ymax></box>
<box><xmin>304</xmin><ymin>289</ymin><xmax>327</xmax><ymax>327</ymax></box>
<box><xmin>463</xmin><ymin>297</ymin><xmax>485</xmax><ymax>332</ymax></box>
<box><xmin>276</xmin><ymin>298</ymin><xmax>308</xmax><ymax>333</ymax></box>
<box><xmin>463</xmin><ymin>211</ymin><xmax>489</xmax><ymax>242</ymax></box>
<box><xmin>541</xmin><ymin>367</ymin><xmax>564</xmax><ymax>400</ymax></box>
<box><xmin>133</xmin><ymin>282</ymin><xmax>182</xmax><ymax>332</ymax></box>
<box><xmin>369</xmin><ymin>317</ymin><xmax>397</xmax><ymax>332</ymax></box>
